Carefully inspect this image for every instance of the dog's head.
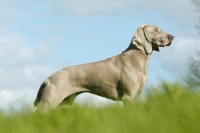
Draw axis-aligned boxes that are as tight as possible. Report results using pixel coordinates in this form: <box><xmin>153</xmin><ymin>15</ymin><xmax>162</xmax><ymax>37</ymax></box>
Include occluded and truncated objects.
<box><xmin>132</xmin><ymin>24</ymin><xmax>174</xmax><ymax>54</ymax></box>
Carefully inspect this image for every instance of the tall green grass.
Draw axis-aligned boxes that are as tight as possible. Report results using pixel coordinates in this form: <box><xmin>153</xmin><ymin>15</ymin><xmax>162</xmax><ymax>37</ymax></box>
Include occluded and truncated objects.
<box><xmin>0</xmin><ymin>82</ymin><xmax>200</xmax><ymax>133</ymax></box>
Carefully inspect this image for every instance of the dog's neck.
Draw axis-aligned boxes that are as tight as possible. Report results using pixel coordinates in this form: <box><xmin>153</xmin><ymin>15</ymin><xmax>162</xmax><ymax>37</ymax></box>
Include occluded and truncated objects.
<box><xmin>122</xmin><ymin>43</ymin><xmax>150</xmax><ymax>77</ymax></box>
<box><xmin>122</xmin><ymin>43</ymin><xmax>142</xmax><ymax>53</ymax></box>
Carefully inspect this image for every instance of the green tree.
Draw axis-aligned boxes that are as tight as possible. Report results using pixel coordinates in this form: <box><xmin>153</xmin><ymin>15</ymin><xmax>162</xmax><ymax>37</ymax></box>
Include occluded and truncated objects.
<box><xmin>184</xmin><ymin>51</ymin><xmax>200</xmax><ymax>91</ymax></box>
<box><xmin>191</xmin><ymin>0</ymin><xmax>200</xmax><ymax>34</ymax></box>
<box><xmin>184</xmin><ymin>0</ymin><xmax>200</xmax><ymax>91</ymax></box>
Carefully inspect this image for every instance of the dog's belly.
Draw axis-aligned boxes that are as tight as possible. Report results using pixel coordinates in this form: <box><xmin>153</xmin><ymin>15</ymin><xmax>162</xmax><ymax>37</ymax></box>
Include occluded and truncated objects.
<box><xmin>83</xmin><ymin>85</ymin><xmax>122</xmax><ymax>101</ymax></box>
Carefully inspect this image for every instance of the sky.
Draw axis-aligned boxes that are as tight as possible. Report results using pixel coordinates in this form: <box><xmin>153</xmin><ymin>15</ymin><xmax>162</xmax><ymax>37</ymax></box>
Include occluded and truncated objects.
<box><xmin>0</xmin><ymin>0</ymin><xmax>200</xmax><ymax>111</ymax></box>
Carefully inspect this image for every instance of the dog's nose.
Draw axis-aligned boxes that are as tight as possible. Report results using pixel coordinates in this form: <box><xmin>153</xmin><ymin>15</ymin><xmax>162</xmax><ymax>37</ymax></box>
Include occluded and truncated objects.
<box><xmin>168</xmin><ymin>35</ymin><xmax>174</xmax><ymax>41</ymax></box>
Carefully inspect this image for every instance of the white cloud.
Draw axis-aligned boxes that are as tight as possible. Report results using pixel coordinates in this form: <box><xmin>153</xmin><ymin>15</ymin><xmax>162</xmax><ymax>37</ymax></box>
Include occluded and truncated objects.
<box><xmin>44</xmin><ymin>0</ymin><xmax>195</xmax><ymax>20</ymax></box>
<box><xmin>0</xmin><ymin>35</ymin><xmax>56</xmax><ymax>90</ymax></box>
<box><xmin>0</xmin><ymin>34</ymin><xmax>61</xmax><ymax>111</ymax></box>
<box><xmin>43</xmin><ymin>0</ymin><xmax>198</xmax><ymax>37</ymax></box>
<box><xmin>0</xmin><ymin>1</ymin><xmax>23</xmax><ymax>34</ymax></box>
<box><xmin>0</xmin><ymin>89</ymin><xmax>37</xmax><ymax>112</ymax></box>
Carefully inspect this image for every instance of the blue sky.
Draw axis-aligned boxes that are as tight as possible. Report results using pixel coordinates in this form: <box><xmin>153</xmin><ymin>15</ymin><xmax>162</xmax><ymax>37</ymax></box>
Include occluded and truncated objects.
<box><xmin>0</xmin><ymin>0</ymin><xmax>199</xmax><ymax>111</ymax></box>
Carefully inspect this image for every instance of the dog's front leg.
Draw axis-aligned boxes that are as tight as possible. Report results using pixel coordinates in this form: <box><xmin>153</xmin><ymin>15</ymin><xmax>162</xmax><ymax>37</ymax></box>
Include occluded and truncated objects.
<box><xmin>122</xmin><ymin>86</ymin><xmax>141</xmax><ymax>106</ymax></box>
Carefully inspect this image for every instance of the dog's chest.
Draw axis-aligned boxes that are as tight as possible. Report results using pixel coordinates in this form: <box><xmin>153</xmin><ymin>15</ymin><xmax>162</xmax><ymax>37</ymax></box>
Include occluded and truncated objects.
<box><xmin>137</xmin><ymin>55</ymin><xmax>150</xmax><ymax>93</ymax></box>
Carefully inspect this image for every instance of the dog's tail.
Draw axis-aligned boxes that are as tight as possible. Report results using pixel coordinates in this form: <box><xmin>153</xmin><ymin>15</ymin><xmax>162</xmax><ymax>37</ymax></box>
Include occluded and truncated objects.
<box><xmin>34</xmin><ymin>80</ymin><xmax>48</xmax><ymax>107</ymax></box>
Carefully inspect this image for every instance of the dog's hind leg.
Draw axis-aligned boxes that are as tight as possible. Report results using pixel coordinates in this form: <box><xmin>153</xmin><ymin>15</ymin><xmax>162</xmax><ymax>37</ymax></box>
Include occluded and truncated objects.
<box><xmin>35</xmin><ymin>84</ymin><xmax>67</xmax><ymax>113</ymax></box>
<box><xmin>57</xmin><ymin>92</ymin><xmax>82</xmax><ymax>109</ymax></box>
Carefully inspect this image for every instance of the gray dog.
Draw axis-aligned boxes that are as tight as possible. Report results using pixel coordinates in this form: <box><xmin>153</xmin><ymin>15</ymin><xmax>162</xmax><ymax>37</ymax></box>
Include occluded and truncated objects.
<box><xmin>34</xmin><ymin>24</ymin><xmax>174</xmax><ymax>112</ymax></box>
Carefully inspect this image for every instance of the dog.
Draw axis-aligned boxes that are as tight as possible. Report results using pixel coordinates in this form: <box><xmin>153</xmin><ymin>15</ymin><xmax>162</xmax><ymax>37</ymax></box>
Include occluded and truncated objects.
<box><xmin>34</xmin><ymin>24</ymin><xmax>174</xmax><ymax>112</ymax></box>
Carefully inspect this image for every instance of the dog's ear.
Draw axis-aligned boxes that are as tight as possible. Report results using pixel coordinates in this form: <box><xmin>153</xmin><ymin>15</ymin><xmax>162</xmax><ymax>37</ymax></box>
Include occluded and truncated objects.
<box><xmin>132</xmin><ymin>26</ymin><xmax>153</xmax><ymax>54</ymax></box>
<box><xmin>144</xmin><ymin>25</ymin><xmax>160</xmax><ymax>52</ymax></box>
<box><xmin>143</xmin><ymin>26</ymin><xmax>153</xmax><ymax>54</ymax></box>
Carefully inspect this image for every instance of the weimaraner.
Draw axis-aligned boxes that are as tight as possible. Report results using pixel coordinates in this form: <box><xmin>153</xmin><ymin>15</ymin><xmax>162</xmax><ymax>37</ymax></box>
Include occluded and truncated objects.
<box><xmin>34</xmin><ymin>24</ymin><xmax>174</xmax><ymax>112</ymax></box>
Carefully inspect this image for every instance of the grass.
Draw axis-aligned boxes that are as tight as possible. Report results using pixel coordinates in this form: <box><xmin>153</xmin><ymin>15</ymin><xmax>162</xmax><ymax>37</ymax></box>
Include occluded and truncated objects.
<box><xmin>0</xmin><ymin>82</ymin><xmax>200</xmax><ymax>133</ymax></box>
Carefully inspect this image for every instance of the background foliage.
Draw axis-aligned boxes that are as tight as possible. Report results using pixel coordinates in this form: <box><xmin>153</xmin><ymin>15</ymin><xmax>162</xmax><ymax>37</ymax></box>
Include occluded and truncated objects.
<box><xmin>0</xmin><ymin>83</ymin><xmax>200</xmax><ymax>133</ymax></box>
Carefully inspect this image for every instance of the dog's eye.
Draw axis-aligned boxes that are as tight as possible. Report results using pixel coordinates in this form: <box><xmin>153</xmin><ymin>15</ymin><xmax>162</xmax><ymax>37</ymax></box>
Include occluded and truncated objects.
<box><xmin>154</xmin><ymin>29</ymin><xmax>159</xmax><ymax>33</ymax></box>
<box><xmin>155</xmin><ymin>29</ymin><xmax>162</xmax><ymax>33</ymax></box>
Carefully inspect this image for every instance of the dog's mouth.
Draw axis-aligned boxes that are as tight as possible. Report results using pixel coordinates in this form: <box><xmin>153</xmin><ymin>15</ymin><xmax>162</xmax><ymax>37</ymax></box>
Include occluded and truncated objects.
<box><xmin>153</xmin><ymin>38</ymin><xmax>173</xmax><ymax>51</ymax></box>
<box><xmin>167</xmin><ymin>41</ymin><xmax>172</xmax><ymax>46</ymax></box>
<box><xmin>158</xmin><ymin>40</ymin><xmax>173</xmax><ymax>47</ymax></box>
<box><xmin>158</xmin><ymin>35</ymin><xmax>174</xmax><ymax>47</ymax></box>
